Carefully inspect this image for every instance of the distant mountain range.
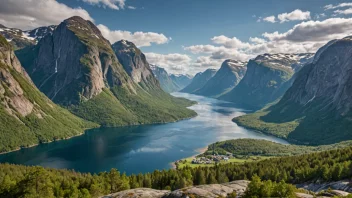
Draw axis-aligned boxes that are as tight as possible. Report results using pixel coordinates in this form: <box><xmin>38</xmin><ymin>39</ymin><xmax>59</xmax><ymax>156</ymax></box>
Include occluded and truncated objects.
<box><xmin>180</xmin><ymin>68</ymin><xmax>217</xmax><ymax>93</ymax></box>
<box><xmin>219</xmin><ymin>53</ymin><xmax>314</xmax><ymax>109</ymax></box>
<box><xmin>194</xmin><ymin>59</ymin><xmax>247</xmax><ymax>97</ymax></box>
<box><xmin>0</xmin><ymin>24</ymin><xmax>56</xmax><ymax>50</ymax></box>
<box><xmin>150</xmin><ymin>65</ymin><xmax>192</xmax><ymax>93</ymax></box>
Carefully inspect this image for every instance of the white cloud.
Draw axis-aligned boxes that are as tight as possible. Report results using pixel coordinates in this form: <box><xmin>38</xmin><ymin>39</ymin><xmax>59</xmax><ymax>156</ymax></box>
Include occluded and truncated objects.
<box><xmin>183</xmin><ymin>17</ymin><xmax>352</xmax><ymax>73</ymax></box>
<box><xmin>82</xmin><ymin>0</ymin><xmax>126</xmax><ymax>10</ymax></box>
<box><xmin>211</xmin><ymin>35</ymin><xmax>251</xmax><ymax>49</ymax></box>
<box><xmin>334</xmin><ymin>8</ymin><xmax>352</xmax><ymax>15</ymax></box>
<box><xmin>262</xmin><ymin>18</ymin><xmax>352</xmax><ymax>42</ymax></box>
<box><xmin>145</xmin><ymin>52</ymin><xmax>192</xmax><ymax>74</ymax></box>
<box><xmin>97</xmin><ymin>24</ymin><xmax>170</xmax><ymax>47</ymax></box>
<box><xmin>278</xmin><ymin>9</ymin><xmax>311</xmax><ymax>23</ymax></box>
<box><xmin>249</xmin><ymin>37</ymin><xmax>266</xmax><ymax>44</ymax></box>
<box><xmin>0</xmin><ymin>0</ymin><xmax>93</xmax><ymax>30</ymax></box>
<box><xmin>127</xmin><ymin>6</ymin><xmax>136</xmax><ymax>10</ymax></box>
<box><xmin>324</xmin><ymin>2</ymin><xmax>352</xmax><ymax>10</ymax></box>
<box><xmin>263</xmin><ymin>16</ymin><xmax>276</xmax><ymax>23</ymax></box>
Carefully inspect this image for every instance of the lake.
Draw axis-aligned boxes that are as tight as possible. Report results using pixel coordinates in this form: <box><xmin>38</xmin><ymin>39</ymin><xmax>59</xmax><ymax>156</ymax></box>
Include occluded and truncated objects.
<box><xmin>0</xmin><ymin>93</ymin><xmax>288</xmax><ymax>174</ymax></box>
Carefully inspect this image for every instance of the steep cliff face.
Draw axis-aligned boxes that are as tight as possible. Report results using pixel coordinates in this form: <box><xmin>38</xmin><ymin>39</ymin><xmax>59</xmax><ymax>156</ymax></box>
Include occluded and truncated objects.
<box><xmin>220</xmin><ymin>53</ymin><xmax>313</xmax><ymax>109</ymax></box>
<box><xmin>194</xmin><ymin>59</ymin><xmax>247</xmax><ymax>97</ymax></box>
<box><xmin>17</xmin><ymin>16</ymin><xmax>132</xmax><ymax>106</ymax></box>
<box><xmin>180</xmin><ymin>69</ymin><xmax>217</xmax><ymax>93</ymax></box>
<box><xmin>0</xmin><ymin>25</ymin><xmax>55</xmax><ymax>50</ymax></box>
<box><xmin>150</xmin><ymin>64</ymin><xmax>180</xmax><ymax>93</ymax></box>
<box><xmin>0</xmin><ymin>35</ymin><xmax>95</xmax><ymax>153</ymax></box>
<box><xmin>261</xmin><ymin>36</ymin><xmax>352</xmax><ymax>144</ymax></box>
<box><xmin>112</xmin><ymin>40</ymin><xmax>159</xmax><ymax>90</ymax></box>
<box><xmin>16</xmin><ymin>16</ymin><xmax>195</xmax><ymax>126</ymax></box>
<box><xmin>170</xmin><ymin>74</ymin><xmax>192</xmax><ymax>90</ymax></box>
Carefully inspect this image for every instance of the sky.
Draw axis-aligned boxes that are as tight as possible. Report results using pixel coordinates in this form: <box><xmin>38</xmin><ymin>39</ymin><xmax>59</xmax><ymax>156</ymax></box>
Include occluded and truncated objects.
<box><xmin>1</xmin><ymin>0</ymin><xmax>352</xmax><ymax>75</ymax></box>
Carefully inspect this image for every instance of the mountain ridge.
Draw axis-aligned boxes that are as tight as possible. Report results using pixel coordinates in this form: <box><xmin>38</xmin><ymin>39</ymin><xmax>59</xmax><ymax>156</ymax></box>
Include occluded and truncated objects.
<box><xmin>194</xmin><ymin>59</ymin><xmax>247</xmax><ymax>97</ymax></box>
<box><xmin>15</xmin><ymin>16</ymin><xmax>196</xmax><ymax>127</ymax></box>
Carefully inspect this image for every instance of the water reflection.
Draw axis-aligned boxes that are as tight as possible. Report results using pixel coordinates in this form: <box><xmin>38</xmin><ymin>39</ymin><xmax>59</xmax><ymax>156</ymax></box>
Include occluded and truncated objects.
<box><xmin>0</xmin><ymin>93</ymin><xmax>288</xmax><ymax>174</ymax></box>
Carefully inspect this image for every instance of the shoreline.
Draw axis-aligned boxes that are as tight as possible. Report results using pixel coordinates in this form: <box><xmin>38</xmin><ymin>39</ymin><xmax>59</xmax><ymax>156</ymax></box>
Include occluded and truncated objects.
<box><xmin>0</xmin><ymin>108</ymin><xmax>198</xmax><ymax>155</ymax></box>
<box><xmin>232</xmin><ymin>118</ymin><xmax>305</xmax><ymax>145</ymax></box>
<box><xmin>170</xmin><ymin>146</ymin><xmax>208</xmax><ymax>169</ymax></box>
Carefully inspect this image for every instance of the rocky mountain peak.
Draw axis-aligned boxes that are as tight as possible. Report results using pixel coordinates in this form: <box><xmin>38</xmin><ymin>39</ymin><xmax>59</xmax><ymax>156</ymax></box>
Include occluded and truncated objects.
<box><xmin>253</xmin><ymin>53</ymin><xmax>314</xmax><ymax>72</ymax></box>
<box><xmin>222</xmin><ymin>59</ymin><xmax>247</xmax><ymax>73</ymax></box>
<box><xmin>16</xmin><ymin>16</ymin><xmax>132</xmax><ymax>105</ymax></box>
<box><xmin>63</xmin><ymin>16</ymin><xmax>109</xmax><ymax>46</ymax></box>
<box><xmin>112</xmin><ymin>40</ymin><xmax>141</xmax><ymax>54</ymax></box>
<box><xmin>112</xmin><ymin>40</ymin><xmax>155</xmax><ymax>85</ymax></box>
<box><xmin>279</xmin><ymin>36</ymin><xmax>352</xmax><ymax>116</ymax></box>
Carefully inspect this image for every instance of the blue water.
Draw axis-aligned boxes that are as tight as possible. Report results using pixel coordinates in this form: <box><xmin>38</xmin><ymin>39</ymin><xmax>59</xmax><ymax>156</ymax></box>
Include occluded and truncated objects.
<box><xmin>0</xmin><ymin>93</ymin><xmax>288</xmax><ymax>174</ymax></box>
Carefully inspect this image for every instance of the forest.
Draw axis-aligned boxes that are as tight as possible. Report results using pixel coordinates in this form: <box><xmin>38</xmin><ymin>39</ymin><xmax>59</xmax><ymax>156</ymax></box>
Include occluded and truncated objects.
<box><xmin>1</xmin><ymin>146</ymin><xmax>352</xmax><ymax>197</ymax></box>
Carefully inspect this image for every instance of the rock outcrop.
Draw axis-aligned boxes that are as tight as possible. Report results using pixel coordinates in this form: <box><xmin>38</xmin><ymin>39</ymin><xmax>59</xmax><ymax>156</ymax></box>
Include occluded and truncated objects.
<box><xmin>297</xmin><ymin>180</ymin><xmax>352</xmax><ymax>193</ymax></box>
<box><xmin>0</xmin><ymin>35</ymin><xmax>94</xmax><ymax>153</ymax></box>
<box><xmin>112</xmin><ymin>40</ymin><xmax>158</xmax><ymax>90</ymax></box>
<box><xmin>220</xmin><ymin>53</ymin><xmax>313</xmax><ymax>109</ymax></box>
<box><xmin>181</xmin><ymin>69</ymin><xmax>217</xmax><ymax>93</ymax></box>
<box><xmin>194</xmin><ymin>59</ymin><xmax>247</xmax><ymax>97</ymax></box>
<box><xmin>103</xmin><ymin>180</ymin><xmax>249</xmax><ymax>198</ymax></box>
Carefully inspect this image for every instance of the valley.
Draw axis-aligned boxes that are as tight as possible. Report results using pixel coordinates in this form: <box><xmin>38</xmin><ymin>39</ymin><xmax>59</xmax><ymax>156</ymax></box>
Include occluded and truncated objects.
<box><xmin>0</xmin><ymin>93</ymin><xmax>288</xmax><ymax>174</ymax></box>
<box><xmin>1</xmin><ymin>2</ymin><xmax>352</xmax><ymax>197</ymax></box>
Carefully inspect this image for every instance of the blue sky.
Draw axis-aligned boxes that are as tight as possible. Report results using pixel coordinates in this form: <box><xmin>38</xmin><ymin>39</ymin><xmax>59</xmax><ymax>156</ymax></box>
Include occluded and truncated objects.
<box><xmin>1</xmin><ymin>0</ymin><xmax>352</xmax><ymax>74</ymax></box>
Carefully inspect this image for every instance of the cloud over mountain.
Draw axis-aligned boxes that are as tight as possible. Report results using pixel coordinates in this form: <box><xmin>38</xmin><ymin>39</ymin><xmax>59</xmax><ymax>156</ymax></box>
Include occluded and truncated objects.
<box><xmin>0</xmin><ymin>0</ymin><xmax>93</xmax><ymax>30</ymax></box>
<box><xmin>97</xmin><ymin>24</ymin><xmax>170</xmax><ymax>47</ymax></box>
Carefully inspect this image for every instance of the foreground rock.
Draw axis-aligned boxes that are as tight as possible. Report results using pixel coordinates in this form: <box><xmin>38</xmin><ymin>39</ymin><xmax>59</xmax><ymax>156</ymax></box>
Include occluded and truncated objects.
<box><xmin>164</xmin><ymin>180</ymin><xmax>249</xmax><ymax>198</ymax></box>
<box><xmin>102</xmin><ymin>188</ymin><xmax>169</xmax><ymax>198</ymax></box>
<box><xmin>297</xmin><ymin>180</ymin><xmax>352</xmax><ymax>193</ymax></box>
<box><xmin>103</xmin><ymin>180</ymin><xmax>249</xmax><ymax>198</ymax></box>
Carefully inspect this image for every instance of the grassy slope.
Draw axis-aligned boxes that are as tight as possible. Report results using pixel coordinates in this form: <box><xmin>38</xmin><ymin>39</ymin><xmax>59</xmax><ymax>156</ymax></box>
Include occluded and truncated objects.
<box><xmin>205</xmin><ymin>138</ymin><xmax>352</xmax><ymax>157</ymax></box>
<box><xmin>176</xmin><ymin>156</ymin><xmax>271</xmax><ymax>169</ymax></box>
<box><xmin>233</xmin><ymin>108</ymin><xmax>300</xmax><ymax>139</ymax></box>
<box><xmin>69</xmin><ymin>85</ymin><xmax>196</xmax><ymax>127</ymax></box>
<box><xmin>0</xmin><ymin>62</ymin><xmax>97</xmax><ymax>153</ymax></box>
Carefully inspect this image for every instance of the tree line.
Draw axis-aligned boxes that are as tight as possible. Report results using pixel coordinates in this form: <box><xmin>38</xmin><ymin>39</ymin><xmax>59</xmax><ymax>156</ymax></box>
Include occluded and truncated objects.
<box><xmin>1</xmin><ymin>146</ymin><xmax>352</xmax><ymax>197</ymax></box>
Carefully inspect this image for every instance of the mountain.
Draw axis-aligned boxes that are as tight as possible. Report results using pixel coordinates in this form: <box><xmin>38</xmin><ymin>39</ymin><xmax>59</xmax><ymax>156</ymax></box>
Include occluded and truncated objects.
<box><xmin>0</xmin><ymin>24</ymin><xmax>55</xmax><ymax>50</ymax></box>
<box><xmin>16</xmin><ymin>16</ymin><xmax>196</xmax><ymax>126</ymax></box>
<box><xmin>150</xmin><ymin>64</ymin><xmax>180</xmax><ymax>93</ymax></box>
<box><xmin>170</xmin><ymin>74</ymin><xmax>193</xmax><ymax>90</ymax></box>
<box><xmin>180</xmin><ymin>68</ymin><xmax>217</xmax><ymax>93</ymax></box>
<box><xmin>0</xmin><ymin>35</ymin><xmax>95</xmax><ymax>153</ymax></box>
<box><xmin>194</xmin><ymin>59</ymin><xmax>247</xmax><ymax>97</ymax></box>
<box><xmin>220</xmin><ymin>53</ymin><xmax>314</xmax><ymax>109</ymax></box>
<box><xmin>112</xmin><ymin>40</ymin><xmax>159</xmax><ymax>91</ymax></box>
<box><xmin>233</xmin><ymin>36</ymin><xmax>352</xmax><ymax>145</ymax></box>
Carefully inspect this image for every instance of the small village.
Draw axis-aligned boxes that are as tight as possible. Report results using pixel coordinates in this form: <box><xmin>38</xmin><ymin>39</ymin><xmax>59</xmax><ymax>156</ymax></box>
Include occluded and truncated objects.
<box><xmin>191</xmin><ymin>154</ymin><xmax>231</xmax><ymax>164</ymax></box>
<box><xmin>175</xmin><ymin>153</ymin><xmax>233</xmax><ymax>167</ymax></box>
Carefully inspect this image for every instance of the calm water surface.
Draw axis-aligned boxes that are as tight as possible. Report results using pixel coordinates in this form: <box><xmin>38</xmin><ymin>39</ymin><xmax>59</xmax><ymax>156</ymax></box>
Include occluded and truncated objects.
<box><xmin>0</xmin><ymin>93</ymin><xmax>288</xmax><ymax>174</ymax></box>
